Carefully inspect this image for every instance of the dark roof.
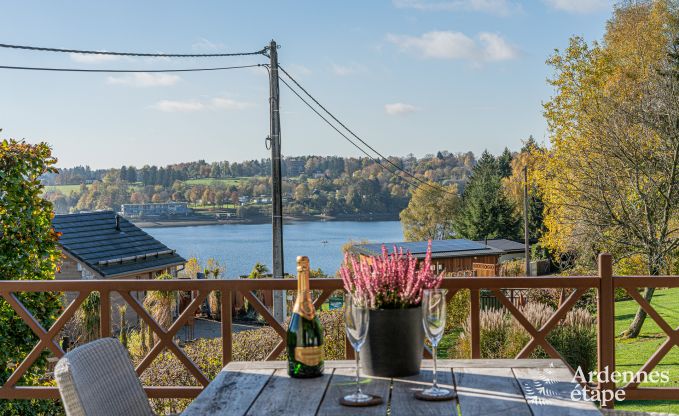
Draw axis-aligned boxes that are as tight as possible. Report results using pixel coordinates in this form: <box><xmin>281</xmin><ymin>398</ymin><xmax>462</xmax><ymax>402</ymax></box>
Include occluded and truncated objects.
<box><xmin>352</xmin><ymin>239</ymin><xmax>504</xmax><ymax>259</ymax></box>
<box><xmin>475</xmin><ymin>238</ymin><xmax>526</xmax><ymax>254</ymax></box>
<box><xmin>53</xmin><ymin>211</ymin><xmax>185</xmax><ymax>278</ymax></box>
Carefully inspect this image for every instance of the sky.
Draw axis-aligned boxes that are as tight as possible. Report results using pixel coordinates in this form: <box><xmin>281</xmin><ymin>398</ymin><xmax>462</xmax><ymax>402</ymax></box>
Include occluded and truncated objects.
<box><xmin>0</xmin><ymin>0</ymin><xmax>613</xmax><ymax>169</ymax></box>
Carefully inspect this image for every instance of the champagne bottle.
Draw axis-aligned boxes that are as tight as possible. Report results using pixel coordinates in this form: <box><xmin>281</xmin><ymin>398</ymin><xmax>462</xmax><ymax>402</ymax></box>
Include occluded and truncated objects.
<box><xmin>287</xmin><ymin>256</ymin><xmax>324</xmax><ymax>378</ymax></box>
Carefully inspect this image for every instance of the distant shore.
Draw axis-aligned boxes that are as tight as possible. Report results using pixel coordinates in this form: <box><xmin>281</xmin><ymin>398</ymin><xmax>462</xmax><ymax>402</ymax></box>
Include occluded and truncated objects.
<box><xmin>133</xmin><ymin>213</ymin><xmax>399</xmax><ymax>228</ymax></box>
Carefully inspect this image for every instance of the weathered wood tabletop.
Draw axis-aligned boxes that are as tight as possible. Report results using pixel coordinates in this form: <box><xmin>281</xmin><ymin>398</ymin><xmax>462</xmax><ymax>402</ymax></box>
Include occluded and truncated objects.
<box><xmin>181</xmin><ymin>359</ymin><xmax>602</xmax><ymax>416</ymax></box>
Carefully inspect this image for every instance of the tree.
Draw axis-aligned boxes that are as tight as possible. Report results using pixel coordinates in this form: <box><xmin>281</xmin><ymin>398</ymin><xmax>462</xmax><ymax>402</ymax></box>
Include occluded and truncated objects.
<box><xmin>400</xmin><ymin>183</ymin><xmax>459</xmax><ymax>241</ymax></box>
<box><xmin>0</xmin><ymin>138</ymin><xmax>63</xmax><ymax>415</ymax></box>
<box><xmin>539</xmin><ymin>1</ymin><xmax>679</xmax><ymax>337</ymax></box>
<box><xmin>497</xmin><ymin>147</ymin><xmax>513</xmax><ymax>178</ymax></box>
<box><xmin>502</xmin><ymin>140</ymin><xmax>547</xmax><ymax>241</ymax></box>
<box><xmin>454</xmin><ymin>151</ymin><xmax>521</xmax><ymax>240</ymax></box>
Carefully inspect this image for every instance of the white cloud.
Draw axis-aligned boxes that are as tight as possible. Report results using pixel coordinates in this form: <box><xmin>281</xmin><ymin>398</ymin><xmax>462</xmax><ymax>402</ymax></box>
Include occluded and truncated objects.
<box><xmin>192</xmin><ymin>37</ymin><xmax>225</xmax><ymax>51</ymax></box>
<box><xmin>151</xmin><ymin>97</ymin><xmax>253</xmax><ymax>113</ymax></box>
<box><xmin>544</xmin><ymin>0</ymin><xmax>609</xmax><ymax>14</ymax></box>
<box><xmin>69</xmin><ymin>53</ymin><xmax>121</xmax><ymax>63</ymax></box>
<box><xmin>106</xmin><ymin>73</ymin><xmax>181</xmax><ymax>87</ymax></box>
<box><xmin>331</xmin><ymin>63</ymin><xmax>366</xmax><ymax>76</ymax></box>
<box><xmin>392</xmin><ymin>0</ymin><xmax>521</xmax><ymax>16</ymax></box>
<box><xmin>386</xmin><ymin>30</ymin><xmax>518</xmax><ymax>63</ymax></box>
<box><xmin>385</xmin><ymin>102</ymin><xmax>419</xmax><ymax>116</ymax></box>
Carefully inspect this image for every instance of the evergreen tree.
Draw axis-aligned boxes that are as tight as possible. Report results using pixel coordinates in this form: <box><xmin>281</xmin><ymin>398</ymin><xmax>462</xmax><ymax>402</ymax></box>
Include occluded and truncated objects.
<box><xmin>498</xmin><ymin>147</ymin><xmax>513</xmax><ymax>178</ymax></box>
<box><xmin>454</xmin><ymin>151</ymin><xmax>521</xmax><ymax>240</ymax></box>
<box><xmin>119</xmin><ymin>165</ymin><xmax>127</xmax><ymax>182</ymax></box>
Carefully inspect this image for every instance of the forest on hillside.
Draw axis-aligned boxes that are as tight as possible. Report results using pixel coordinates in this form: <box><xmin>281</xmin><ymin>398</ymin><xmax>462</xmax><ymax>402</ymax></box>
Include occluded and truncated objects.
<box><xmin>40</xmin><ymin>150</ymin><xmax>488</xmax><ymax>218</ymax></box>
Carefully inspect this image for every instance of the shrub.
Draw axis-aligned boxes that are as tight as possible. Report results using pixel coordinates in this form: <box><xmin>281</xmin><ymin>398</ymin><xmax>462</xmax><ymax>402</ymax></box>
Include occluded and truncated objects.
<box><xmin>453</xmin><ymin>302</ymin><xmax>596</xmax><ymax>374</ymax></box>
<box><xmin>0</xmin><ymin>139</ymin><xmax>64</xmax><ymax>415</ymax></box>
<box><xmin>131</xmin><ymin>309</ymin><xmax>346</xmax><ymax>414</ymax></box>
<box><xmin>446</xmin><ymin>289</ymin><xmax>470</xmax><ymax>331</ymax></box>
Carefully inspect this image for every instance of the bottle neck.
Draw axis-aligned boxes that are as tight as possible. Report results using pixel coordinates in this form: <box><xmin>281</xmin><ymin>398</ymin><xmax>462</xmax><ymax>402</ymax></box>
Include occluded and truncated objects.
<box><xmin>293</xmin><ymin>267</ymin><xmax>314</xmax><ymax>320</ymax></box>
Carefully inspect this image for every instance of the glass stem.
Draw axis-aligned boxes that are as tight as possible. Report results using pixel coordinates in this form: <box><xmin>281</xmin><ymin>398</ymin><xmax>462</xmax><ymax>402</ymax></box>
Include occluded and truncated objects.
<box><xmin>355</xmin><ymin>350</ymin><xmax>362</xmax><ymax>395</ymax></box>
<box><xmin>432</xmin><ymin>345</ymin><xmax>438</xmax><ymax>390</ymax></box>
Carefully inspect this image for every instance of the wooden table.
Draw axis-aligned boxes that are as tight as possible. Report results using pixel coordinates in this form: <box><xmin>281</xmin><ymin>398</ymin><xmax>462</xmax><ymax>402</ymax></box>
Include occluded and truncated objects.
<box><xmin>181</xmin><ymin>359</ymin><xmax>602</xmax><ymax>416</ymax></box>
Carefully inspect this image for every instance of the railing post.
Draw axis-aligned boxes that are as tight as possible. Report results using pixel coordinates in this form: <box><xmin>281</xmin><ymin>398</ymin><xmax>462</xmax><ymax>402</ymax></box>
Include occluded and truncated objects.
<box><xmin>100</xmin><ymin>289</ymin><xmax>111</xmax><ymax>337</ymax></box>
<box><xmin>221</xmin><ymin>289</ymin><xmax>232</xmax><ymax>365</ymax></box>
<box><xmin>470</xmin><ymin>288</ymin><xmax>481</xmax><ymax>359</ymax></box>
<box><xmin>597</xmin><ymin>253</ymin><xmax>615</xmax><ymax>409</ymax></box>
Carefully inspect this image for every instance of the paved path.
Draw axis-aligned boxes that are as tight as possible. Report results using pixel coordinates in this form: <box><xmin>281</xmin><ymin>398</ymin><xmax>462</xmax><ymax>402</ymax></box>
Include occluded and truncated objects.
<box><xmin>179</xmin><ymin>318</ymin><xmax>260</xmax><ymax>341</ymax></box>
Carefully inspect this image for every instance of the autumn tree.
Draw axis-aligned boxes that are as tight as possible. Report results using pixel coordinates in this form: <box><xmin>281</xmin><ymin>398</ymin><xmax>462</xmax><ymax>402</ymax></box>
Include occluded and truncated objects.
<box><xmin>539</xmin><ymin>0</ymin><xmax>679</xmax><ymax>337</ymax></box>
<box><xmin>399</xmin><ymin>183</ymin><xmax>459</xmax><ymax>241</ymax></box>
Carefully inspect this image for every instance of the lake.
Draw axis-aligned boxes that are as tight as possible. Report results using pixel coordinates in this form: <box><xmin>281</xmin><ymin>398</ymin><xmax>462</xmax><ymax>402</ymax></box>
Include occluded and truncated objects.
<box><xmin>144</xmin><ymin>221</ymin><xmax>403</xmax><ymax>277</ymax></box>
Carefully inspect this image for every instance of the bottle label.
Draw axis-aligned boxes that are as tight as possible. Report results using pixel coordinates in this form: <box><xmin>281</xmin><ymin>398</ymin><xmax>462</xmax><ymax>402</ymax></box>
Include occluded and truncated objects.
<box><xmin>294</xmin><ymin>346</ymin><xmax>323</xmax><ymax>366</ymax></box>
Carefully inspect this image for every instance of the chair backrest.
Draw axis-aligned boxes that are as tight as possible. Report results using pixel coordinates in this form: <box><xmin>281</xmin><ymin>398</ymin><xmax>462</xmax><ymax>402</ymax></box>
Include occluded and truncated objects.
<box><xmin>55</xmin><ymin>338</ymin><xmax>154</xmax><ymax>416</ymax></box>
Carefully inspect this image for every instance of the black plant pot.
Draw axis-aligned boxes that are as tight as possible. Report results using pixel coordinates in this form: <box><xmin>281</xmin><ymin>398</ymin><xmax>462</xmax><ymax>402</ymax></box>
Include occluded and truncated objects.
<box><xmin>361</xmin><ymin>307</ymin><xmax>424</xmax><ymax>377</ymax></box>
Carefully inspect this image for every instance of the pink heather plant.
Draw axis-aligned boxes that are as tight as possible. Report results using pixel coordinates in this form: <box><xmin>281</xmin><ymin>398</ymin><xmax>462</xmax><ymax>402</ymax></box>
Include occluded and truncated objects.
<box><xmin>340</xmin><ymin>241</ymin><xmax>443</xmax><ymax>309</ymax></box>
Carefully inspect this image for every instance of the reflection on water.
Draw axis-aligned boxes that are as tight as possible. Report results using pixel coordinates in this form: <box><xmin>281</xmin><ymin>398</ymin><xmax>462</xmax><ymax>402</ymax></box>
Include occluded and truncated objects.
<box><xmin>144</xmin><ymin>221</ymin><xmax>403</xmax><ymax>277</ymax></box>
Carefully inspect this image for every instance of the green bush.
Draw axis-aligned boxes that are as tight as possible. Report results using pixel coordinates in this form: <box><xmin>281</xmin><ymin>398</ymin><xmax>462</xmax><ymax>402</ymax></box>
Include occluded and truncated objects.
<box><xmin>454</xmin><ymin>302</ymin><xmax>596</xmax><ymax>374</ymax></box>
<box><xmin>0</xmin><ymin>139</ymin><xmax>64</xmax><ymax>415</ymax></box>
<box><xmin>446</xmin><ymin>289</ymin><xmax>470</xmax><ymax>331</ymax></box>
<box><xmin>130</xmin><ymin>309</ymin><xmax>346</xmax><ymax>414</ymax></box>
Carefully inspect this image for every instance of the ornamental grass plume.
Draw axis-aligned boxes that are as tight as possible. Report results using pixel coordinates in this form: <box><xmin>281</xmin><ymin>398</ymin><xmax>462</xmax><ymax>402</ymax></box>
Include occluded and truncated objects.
<box><xmin>340</xmin><ymin>241</ymin><xmax>443</xmax><ymax>309</ymax></box>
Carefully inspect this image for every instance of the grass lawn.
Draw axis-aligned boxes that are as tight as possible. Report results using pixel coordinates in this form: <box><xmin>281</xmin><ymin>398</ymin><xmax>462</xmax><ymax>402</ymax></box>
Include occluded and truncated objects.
<box><xmin>184</xmin><ymin>177</ymin><xmax>244</xmax><ymax>186</ymax></box>
<box><xmin>43</xmin><ymin>184</ymin><xmax>84</xmax><ymax>194</ymax></box>
<box><xmin>613</xmin><ymin>287</ymin><xmax>679</xmax><ymax>414</ymax></box>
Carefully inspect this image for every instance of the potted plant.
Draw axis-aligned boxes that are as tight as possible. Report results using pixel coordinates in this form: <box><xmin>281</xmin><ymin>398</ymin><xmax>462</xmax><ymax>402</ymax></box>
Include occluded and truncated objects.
<box><xmin>340</xmin><ymin>242</ymin><xmax>443</xmax><ymax>377</ymax></box>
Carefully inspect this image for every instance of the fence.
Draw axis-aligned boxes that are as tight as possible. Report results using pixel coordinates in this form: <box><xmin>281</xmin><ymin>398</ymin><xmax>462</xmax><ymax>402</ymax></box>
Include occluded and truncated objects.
<box><xmin>1</xmin><ymin>254</ymin><xmax>677</xmax><ymax>409</ymax></box>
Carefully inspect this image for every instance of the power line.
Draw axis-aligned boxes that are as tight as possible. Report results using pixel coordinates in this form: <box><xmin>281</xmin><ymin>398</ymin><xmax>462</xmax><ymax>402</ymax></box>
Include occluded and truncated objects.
<box><xmin>278</xmin><ymin>74</ymin><xmax>432</xmax><ymax>193</ymax></box>
<box><xmin>278</xmin><ymin>65</ymin><xmax>456</xmax><ymax>196</ymax></box>
<box><xmin>0</xmin><ymin>64</ymin><xmax>265</xmax><ymax>73</ymax></box>
<box><xmin>0</xmin><ymin>43</ymin><xmax>267</xmax><ymax>58</ymax></box>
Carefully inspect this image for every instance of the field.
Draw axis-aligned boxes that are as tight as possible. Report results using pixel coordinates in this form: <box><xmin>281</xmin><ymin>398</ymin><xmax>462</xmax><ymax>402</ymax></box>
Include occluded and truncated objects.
<box><xmin>184</xmin><ymin>178</ymin><xmax>245</xmax><ymax>186</ymax></box>
<box><xmin>43</xmin><ymin>184</ymin><xmax>84</xmax><ymax>194</ymax></box>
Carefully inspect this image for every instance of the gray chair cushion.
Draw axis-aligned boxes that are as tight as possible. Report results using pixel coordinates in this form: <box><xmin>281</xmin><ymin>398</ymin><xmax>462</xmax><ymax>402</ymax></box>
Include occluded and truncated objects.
<box><xmin>55</xmin><ymin>338</ymin><xmax>154</xmax><ymax>416</ymax></box>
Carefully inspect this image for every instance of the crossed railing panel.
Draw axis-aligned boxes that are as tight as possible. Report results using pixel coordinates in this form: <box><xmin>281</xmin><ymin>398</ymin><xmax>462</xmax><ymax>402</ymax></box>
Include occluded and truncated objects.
<box><xmin>3</xmin><ymin>264</ymin><xmax>679</xmax><ymax>408</ymax></box>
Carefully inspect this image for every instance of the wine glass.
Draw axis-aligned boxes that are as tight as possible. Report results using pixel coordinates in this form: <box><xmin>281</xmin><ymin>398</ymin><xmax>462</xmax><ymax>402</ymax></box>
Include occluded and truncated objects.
<box><xmin>343</xmin><ymin>293</ymin><xmax>371</xmax><ymax>404</ymax></box>
<box><xmin>421</xmin><ymin>288</ymin><xmax>452</xmax><ymax>398</ymax></box>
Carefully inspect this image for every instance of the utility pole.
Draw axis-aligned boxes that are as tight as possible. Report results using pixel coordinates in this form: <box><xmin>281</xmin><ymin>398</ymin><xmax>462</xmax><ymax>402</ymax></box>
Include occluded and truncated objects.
<box><xmin>268</xmin><ymin>39</ymin><xmax>285</xmax><ymax>322</ymax></box>
<box><xmin>523</xmin><ymin>165</ymin><xmax>531</xmax><ymax>276</ymax></box>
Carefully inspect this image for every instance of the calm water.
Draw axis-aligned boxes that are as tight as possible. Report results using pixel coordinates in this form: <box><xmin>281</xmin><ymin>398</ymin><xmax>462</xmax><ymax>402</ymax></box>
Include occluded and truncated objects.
<box><xmin>144</xmin><ymin>221</ymin><xmax>403</xmax><ymax>277</ymax></box>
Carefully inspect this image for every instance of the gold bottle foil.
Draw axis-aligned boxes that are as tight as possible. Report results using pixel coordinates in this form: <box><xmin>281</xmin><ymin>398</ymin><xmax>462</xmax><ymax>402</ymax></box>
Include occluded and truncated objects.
<box><xmin>292</xmin><ymin>256</ymin><xmax>315</xmax><ymax>320</ymax></box>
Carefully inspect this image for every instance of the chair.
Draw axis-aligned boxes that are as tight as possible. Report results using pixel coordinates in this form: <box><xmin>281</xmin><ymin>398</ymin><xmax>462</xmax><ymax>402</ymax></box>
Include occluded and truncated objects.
<box><xmin>55</xmin><ymin>338</ymin><xmax>154</xmax><ymax>416</ymax></box>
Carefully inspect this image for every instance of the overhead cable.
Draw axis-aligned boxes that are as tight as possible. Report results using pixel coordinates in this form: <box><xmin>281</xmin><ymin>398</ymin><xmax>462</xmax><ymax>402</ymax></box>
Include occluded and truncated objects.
<box><xmin>278</xmin><ymin>75</ymin><xmax>433</xmax><ymax>193</ymax></box>
<box><xmin>278</xmin><ymin>65</ymin><xmax>455</xmax><ymax>196</ymax></box>
<box><xmin>0</xmin><ymin>64</ymin><xmax>265</xmax><ymax>73</ymax></box>
<box><xmin>0</xmin><ymin>43</ymin><xmax>267</xmax><ymax>58</ymax></box>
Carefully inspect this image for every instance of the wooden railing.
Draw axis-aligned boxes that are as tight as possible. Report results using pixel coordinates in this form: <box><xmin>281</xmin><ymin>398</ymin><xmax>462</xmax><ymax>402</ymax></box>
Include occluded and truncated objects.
<box><xmin>1</xmin><ymin>254</ymin><xmax>678</xmax><ymax>409</ymax></box>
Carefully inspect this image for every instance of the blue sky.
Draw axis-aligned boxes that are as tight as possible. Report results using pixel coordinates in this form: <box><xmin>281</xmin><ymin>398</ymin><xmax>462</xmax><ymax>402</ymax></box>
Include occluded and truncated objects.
<box><xmin>0</xmin><ymin>0</ymin><xmax>612</xmax><ymax>169</ymax></box>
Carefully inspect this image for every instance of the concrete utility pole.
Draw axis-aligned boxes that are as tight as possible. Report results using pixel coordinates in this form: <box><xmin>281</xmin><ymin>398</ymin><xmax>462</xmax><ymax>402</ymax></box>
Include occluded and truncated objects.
<box><xmin>523</xmin><ymin>165</ymin><xmax>531</xmax><ymax>276</ymax></box>
<box><xmin>268</xmin><ymin>39</ymin><xmax>285</xmax><ymax>322</ymax></box>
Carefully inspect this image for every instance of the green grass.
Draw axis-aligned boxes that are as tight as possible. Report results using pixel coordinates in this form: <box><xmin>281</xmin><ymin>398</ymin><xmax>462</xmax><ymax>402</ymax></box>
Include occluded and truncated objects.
<box><xmin>43</xmin><ymin>184</ymin><xmax>84</xmax><ymax>194</ymax></box>
<box><xmin>613</xmin><ymin>287</ymin><xmax>679</xmax><ymax>414</ymax></box>
<box><xmin>184</xmin><ymin>177</ymin><xmax>244</xmax><ymax>186</ymax></box>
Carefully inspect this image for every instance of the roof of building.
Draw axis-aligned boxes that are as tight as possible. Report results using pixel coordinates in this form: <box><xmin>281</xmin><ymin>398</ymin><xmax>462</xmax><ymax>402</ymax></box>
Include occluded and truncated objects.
<box><xmin>352</xmin><ymin>239</ymin><xmax>505</xmax><ymax>259</ymax></box>
<box><xmin>475</xmin><ymin>238</ymin><xmax>527</xmax><ymax>254</ymax></box>
<box><xmin>53</xmin><ymin>211</ymin><xmax>185</xmax><ymax>278</ymax></box>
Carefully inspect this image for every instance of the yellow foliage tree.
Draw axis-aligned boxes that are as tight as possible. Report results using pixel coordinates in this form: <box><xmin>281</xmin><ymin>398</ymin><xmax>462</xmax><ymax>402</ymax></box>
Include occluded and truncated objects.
<box><xmin>539</xmin><ymin>0</ymin><xmax>679</xmax><ymax>337</ymax></box>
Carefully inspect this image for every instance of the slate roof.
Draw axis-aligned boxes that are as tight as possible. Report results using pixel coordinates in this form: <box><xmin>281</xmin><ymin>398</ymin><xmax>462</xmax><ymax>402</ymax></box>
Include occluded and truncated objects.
<box><xmin>475</xmin><ymin>238</ymin><xmax>526</xmax><ymax>254</ymax></box>
<box><xmin>53</xmin><ymin>211</ymin><xmax>185</xmax><ymax>278</ymax></box>
<box><xmin>352</xmin><ymin>239</ymin><xmax>504</xmax><ymax>259</ymax></box>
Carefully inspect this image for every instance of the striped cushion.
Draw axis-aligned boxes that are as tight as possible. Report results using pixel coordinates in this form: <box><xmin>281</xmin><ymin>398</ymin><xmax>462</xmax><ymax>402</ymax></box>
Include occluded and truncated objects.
<box><xmin>55</xmin><ymin>338</ymin><xmax>154</xmax><ymax>416</ymax></box>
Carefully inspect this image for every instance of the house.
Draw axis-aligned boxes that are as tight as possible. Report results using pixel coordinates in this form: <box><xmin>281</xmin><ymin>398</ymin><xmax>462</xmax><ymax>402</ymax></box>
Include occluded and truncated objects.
<box><xmin>120</xmin><ymin>202</ymin><xmax>190</xmax><ymax>218</ymax></box>
<box><xmin>352</xmin><ymin>239</ymin><xmax>504</xmax><ymax>275</ymax></box>
<box><xmin>53</xmin><ymin>211</ymin><xmax>186</xmax><ymax>281</ymax></box>
<box><xmin>476</xmin><ymin>238</ymin><xmax>527</xmax><ymax>262</ymax></box>
<box><xmin>53</xmin><ymin>211</ymin><xmax>186</xmax><ymax>328</ymax></box>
